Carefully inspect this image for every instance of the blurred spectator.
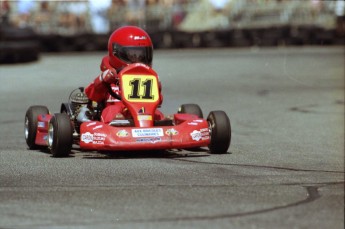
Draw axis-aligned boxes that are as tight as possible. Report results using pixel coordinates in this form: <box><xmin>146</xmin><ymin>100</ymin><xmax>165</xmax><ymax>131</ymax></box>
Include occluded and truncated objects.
<box><xmin>0</xmin><ymin>0</ymin><xmax>11</xmax><ymax>25</ymax></box>
<box><xmin>172</xmin><ymin>0</ymin><xmax>187</xmax><ymax>28</ymax></box>
<box><xmin>310</xmin><ymin>0</ymin><xmax>323</xmax><ymax>19</ymax></box>
<box><xmin>108</xmin><ymin>0</ymin><xmax>127</xmax><ymax>30</ymax></box>
<box><xmin>55</xmin><ymin>1</ymin><xmax>91</xmax><ymax>35</ymax></box>
<box><xmin>68</xmin><ymin>1</ymin><xmax>89</xmax><ymax>32</ymax></box>
<box><xmin>0</xmin><ymin>0</ymin><xmax>342</xmax><ymax>42</ymax></box>
<box><xmin>57</xmin><ymin>2</ymin><xmax>77</xmax><ymax>35</ymax></box>
<box><xmin>89</xmin><ymin>0</ymin><xmax>111</xmax><ymax>34</ymax></box>
<box><xmin>179</xmin><ymin>0</ymin><xmax>230</xmax><ymax>32</ymax></box>
<box><xmin>33</xmin><ymin>1</ymin><xmax>53</xmax><ymax>34</ymax></box>
<box><xmin>335</xmin><ymin>0</ymin><xmax>345</xmax><ymax>36</ymax></box>
<box><xmin>209</xmin><ymin>0</ymin><xmax>230</xmax><ymax>10</ymax></box>
<box><xmin>15</xmin><ymin>0</ymin><xmax>35</xmax><ymax>28</ymax></box>
<box><xmin>126</xmin><ymin>0</ymin><xmax>146</xmax><ymax>27</ymax></box>
<box><xmin>145</xmin><ymin>0</ymin><xmax>164</xmax><ymax>30</ymax></box>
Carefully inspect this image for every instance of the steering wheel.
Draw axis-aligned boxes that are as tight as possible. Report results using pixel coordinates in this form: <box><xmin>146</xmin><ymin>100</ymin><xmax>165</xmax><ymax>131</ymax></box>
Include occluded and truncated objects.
<box><xmin>106</xmin><ymin>83</ymin><xmax>122</xmax><ymax>101</ymax></box>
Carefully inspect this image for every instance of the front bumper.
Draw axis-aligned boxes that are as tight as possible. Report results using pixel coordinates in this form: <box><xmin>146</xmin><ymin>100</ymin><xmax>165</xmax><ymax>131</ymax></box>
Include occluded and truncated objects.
<box><xmin>79</xmin><ymin>119</ymin><xmax>210</xmax><ymax>151</ymax></box>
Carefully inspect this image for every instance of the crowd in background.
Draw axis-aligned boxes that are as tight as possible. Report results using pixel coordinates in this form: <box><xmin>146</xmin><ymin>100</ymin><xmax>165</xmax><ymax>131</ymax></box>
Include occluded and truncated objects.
<box><xmin>0</xmin><ymin>0</ymin><xmax>344</xmax><ymax>35</ymax></box>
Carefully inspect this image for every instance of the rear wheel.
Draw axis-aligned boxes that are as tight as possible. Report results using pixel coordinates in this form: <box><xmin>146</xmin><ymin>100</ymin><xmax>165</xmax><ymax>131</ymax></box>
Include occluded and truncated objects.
<box><xmin>207</xmin><ymin>111</ymin><xmax>231</xmax><ymax>154</ymax></box>
<box><xmin>48</xmin><ymin>113</ymin><xmax>73</xmax><ymax>157</ymax></box>
<box><xmin>24</xmin><ymin>106</ymin><xmax>49</xmax><ymax>149</ymax></box>
<box><xmin>178</xmin><ymin>104</ymin><xmax>203</xmax><ymax>118</ymax></box>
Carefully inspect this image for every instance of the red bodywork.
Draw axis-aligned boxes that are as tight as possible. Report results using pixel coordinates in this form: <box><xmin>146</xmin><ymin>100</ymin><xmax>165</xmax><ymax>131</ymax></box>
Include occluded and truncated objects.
<box><xmin>79</xmin><ymin>113</ymin><xmax>210</xmax><ymax>151</ymax></box>
<box><xmin>35</xmin><ymin>63</ymin><xmax>211</xmax><ymax>151</ymax></box>
<box><xmin>35</xmin><ymin>113</ymin><xmax>52</xmax><ymax>146</ymax></box>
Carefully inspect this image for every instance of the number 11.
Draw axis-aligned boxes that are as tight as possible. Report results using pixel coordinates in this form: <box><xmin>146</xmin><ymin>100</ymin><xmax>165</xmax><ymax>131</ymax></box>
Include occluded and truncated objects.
<box><xmin>129</xmin><ymin>79</ymin><xmax>153</xmax><ymax>100</ymax></box>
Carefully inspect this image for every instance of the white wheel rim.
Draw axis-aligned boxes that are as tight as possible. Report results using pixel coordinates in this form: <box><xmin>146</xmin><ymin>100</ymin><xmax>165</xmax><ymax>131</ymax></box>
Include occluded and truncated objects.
<box><xmin>208</xmin><ymin>121</ymin><xmax>214</xmax><ymax>136</ymax></box>
<box><xmin>24</xmin><ymin>117</ymin><xmax>29</xmax><ymax>140</ymax></box>
<box><xmin>48</xmin><ymin>123</ymin><xmax>54</xmax><ymax>148</ymax></box>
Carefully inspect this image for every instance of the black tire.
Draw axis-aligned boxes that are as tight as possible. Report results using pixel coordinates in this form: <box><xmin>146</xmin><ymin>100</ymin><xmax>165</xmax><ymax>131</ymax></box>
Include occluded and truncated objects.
<box><xmin>178</xmin><ymin>104</ymin><xmax>203</xmax><ymax>118</ymax></box>
<box><xmin>24</xmin><ymin>105</ymin><xmax>49</xmax><ymax>149</ymax></box>
<box><xmin>60</xmin><ymin>103</ymin><xmax>73</xmax><ymax>116</ymax></box>
<box><xmin>207</xmin><ymin>111</ymin><xmax>231</xmax><ymax>154</ymax></box>
<box><xmin>48</xmin><ymin>113</ymin><xmax>73</xmax><ymax>157</ymax></box>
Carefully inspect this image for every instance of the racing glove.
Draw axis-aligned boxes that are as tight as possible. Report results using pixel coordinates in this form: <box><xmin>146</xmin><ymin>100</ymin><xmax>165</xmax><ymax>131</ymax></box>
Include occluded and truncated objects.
<box><xmin>100</xmin><ymin>68</ymin><xmax>118</xmax><ymax>84</ymax></box>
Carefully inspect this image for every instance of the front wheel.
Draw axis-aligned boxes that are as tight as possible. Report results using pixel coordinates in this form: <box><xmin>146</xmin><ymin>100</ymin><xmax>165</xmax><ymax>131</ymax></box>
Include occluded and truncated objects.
<box><xmin>48</xmin><ymin>113</ymin><xmax>73</xmax><ymax>157</ymax></box>
<box><xmin>207</xmin><ymin>111</ymin><xmax>231</xmax><ymax>154</ymax></box>
<box><xmin>25</xmin><ymin>105</ymin><xmax>49</xmax><ymax>149</ymax></box>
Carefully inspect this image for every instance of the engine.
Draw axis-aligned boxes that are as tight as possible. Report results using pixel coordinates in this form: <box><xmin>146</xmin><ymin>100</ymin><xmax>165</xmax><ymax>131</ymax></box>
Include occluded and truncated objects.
<box><xmin>70</xmin><ymin>89</ymin><xmax>89</xmax><ymax>133</ymax></box>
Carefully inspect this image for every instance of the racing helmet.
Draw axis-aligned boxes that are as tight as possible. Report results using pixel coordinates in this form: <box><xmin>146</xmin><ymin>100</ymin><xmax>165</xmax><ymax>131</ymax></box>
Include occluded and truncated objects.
<box><xmin>108</xmin><ymin>26</ymin><xmax>153</xmax><ymax>69</ymax></box>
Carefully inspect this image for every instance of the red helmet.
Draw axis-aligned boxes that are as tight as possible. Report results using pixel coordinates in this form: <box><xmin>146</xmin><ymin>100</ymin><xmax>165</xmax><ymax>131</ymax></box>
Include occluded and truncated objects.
<box><xmin>108</xmin><ymin>26</ymin><xmax>153</xmax><ymax>69</ymax></box>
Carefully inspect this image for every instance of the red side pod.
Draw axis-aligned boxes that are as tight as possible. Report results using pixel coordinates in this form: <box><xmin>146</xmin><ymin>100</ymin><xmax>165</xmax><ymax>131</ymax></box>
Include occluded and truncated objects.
<box><xmin>35</xmin><ymin>114</ymin><xmax>52</xmax><ymax>146</ymax></box>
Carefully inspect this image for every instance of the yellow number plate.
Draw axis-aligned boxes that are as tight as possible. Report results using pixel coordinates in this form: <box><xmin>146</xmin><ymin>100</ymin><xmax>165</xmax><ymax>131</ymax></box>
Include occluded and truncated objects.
<box><xmin>122</xmin><ymin>74</ymin><xmax>159</xmax><ymax>103</ymax></box>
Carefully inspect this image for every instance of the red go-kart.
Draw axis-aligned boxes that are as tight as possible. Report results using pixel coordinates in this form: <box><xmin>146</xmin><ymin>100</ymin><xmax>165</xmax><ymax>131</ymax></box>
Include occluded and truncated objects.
<box><xmin>25</xmin><ymin>63</ymin><xmax>231</xmax><ymax>157</ymax></box>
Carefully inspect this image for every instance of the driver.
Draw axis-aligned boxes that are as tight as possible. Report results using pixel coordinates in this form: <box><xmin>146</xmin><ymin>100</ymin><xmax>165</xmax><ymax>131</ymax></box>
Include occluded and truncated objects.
<box><xmin>80</xmin><ymin>26</ymin><xmax>162</xmax><ymax>124</ymax></box>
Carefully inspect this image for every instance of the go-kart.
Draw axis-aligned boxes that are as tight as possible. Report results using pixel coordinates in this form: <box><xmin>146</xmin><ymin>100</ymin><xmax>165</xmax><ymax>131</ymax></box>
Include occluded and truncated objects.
<box><xmin>24</xmin><ymin>63</ymin><xmax>231</xmax><ymax>157</ymax></box>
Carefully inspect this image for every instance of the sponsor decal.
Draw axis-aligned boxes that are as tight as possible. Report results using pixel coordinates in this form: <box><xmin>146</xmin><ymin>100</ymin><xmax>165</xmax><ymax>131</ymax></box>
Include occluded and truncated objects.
<box><xmin>187</xmin><ymin>122</ymin><xmax>198</xmax><ymax>126</ymax></box>
<box><xmin>93</xmin><ymin>125</ymin><xmax>103</xmax><ymax>130</ymax></box>
<box><xmin>87</xmin><ymin>122</ymin><xmax>97</xmax><ymax>127</ymax></box>
<box><xmin>138</xmin><ymin>115</ymin><xmax>152</xmax><ymax>121</ymax></box>
<box><xmin>109</xmin><ymin>119</ymin><xmax>130</xmax><ymax>126</ymax></box>
<box><xmin>200</xmin><ymin>128</ymin><xmax>210</xmax><ymax>140</ymax></box>
<box><xmin>132</xmin><ymin>128</ymin><xmax>163</xmax><ymax>138</ymax></box>
<box><xmin>81</xmin><ymin>132</ymin><xmax>93</xmax><ymax>143</ymax></box>
<box><xmin>138</xmin><ymin>107</ymin><xmax>145</xmax><ymax>114</ymax></box>
<box><xmin>116</xmin><ymin>129</ymin><xmax>129</xmax><ymax>137</ymax></box>
<box><xmin>193</xmin><ymin>119</ymin><xmax>203</xmax><ymax>123</ymax></box>
<box><xmin>165</xmin><ymin>128</ymin><xmax>178</xmax><ymax>136</ymax></box>
<box><xmin>136</xmin><ymin>137</ymin><xmax>161</xmax><ymax>143</ymax></box>
<box><xmin>94</xmin><ymin>133</ymin><xmax>106</xmax><ymax>138</ymax></box>
<box><xmin>202</xmin><ymin>135</ymin><xmax>210</xmax><ymax>140</ymax></box>
<box><xmin>81</xmin><ymin>132</ymin><xmax>107</xmax><ymax>144</ymax></box>
<box><xmin>190</xmin><ymin>130</ymin><xmax>202</xmax><ymax>141</ymax></box>
<box><xmin>190</xmin><ymin>128</ymin><xmax>210</xmax><ymax>141</ymax></box>
<box><xmin>38</xmin><ymin>121</ymin><xmax>45</xmax><ymax>128</ymax></box>
<box><xmin>115</xmin><ymin>113</ymin><xmax>124</xmax><ymax>119</ymax></box>
<box><xmin>93</xmin><ymin>133</ymin><xmax>106</xmax><ymax>144</ymax></box>
<box><xmin>133</xmin><ymin>35</ymin><xmax>147</xmax><ymax>40</ymax></box>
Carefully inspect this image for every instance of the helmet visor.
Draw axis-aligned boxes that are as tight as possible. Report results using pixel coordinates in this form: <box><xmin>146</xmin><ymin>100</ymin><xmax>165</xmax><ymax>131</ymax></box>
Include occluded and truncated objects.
<box><xmin>113</xmin><ymin>43</ymin><xmax>152</xmax><ymax>66</ymax></box>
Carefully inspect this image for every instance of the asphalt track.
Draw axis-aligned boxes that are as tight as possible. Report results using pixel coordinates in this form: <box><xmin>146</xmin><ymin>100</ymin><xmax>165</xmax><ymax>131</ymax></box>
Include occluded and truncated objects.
<box><xmin>0</xmin><ymin>47</ymin><xmax>344</xmax><ymax>229</ymax></box>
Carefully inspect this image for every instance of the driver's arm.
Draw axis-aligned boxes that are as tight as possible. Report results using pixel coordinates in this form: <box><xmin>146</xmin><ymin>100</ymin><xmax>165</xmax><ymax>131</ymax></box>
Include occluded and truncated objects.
<box><xmin>85</xmin><ymin>69</ymin><xmax>118</xmax><ymax>102</ymax></box>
